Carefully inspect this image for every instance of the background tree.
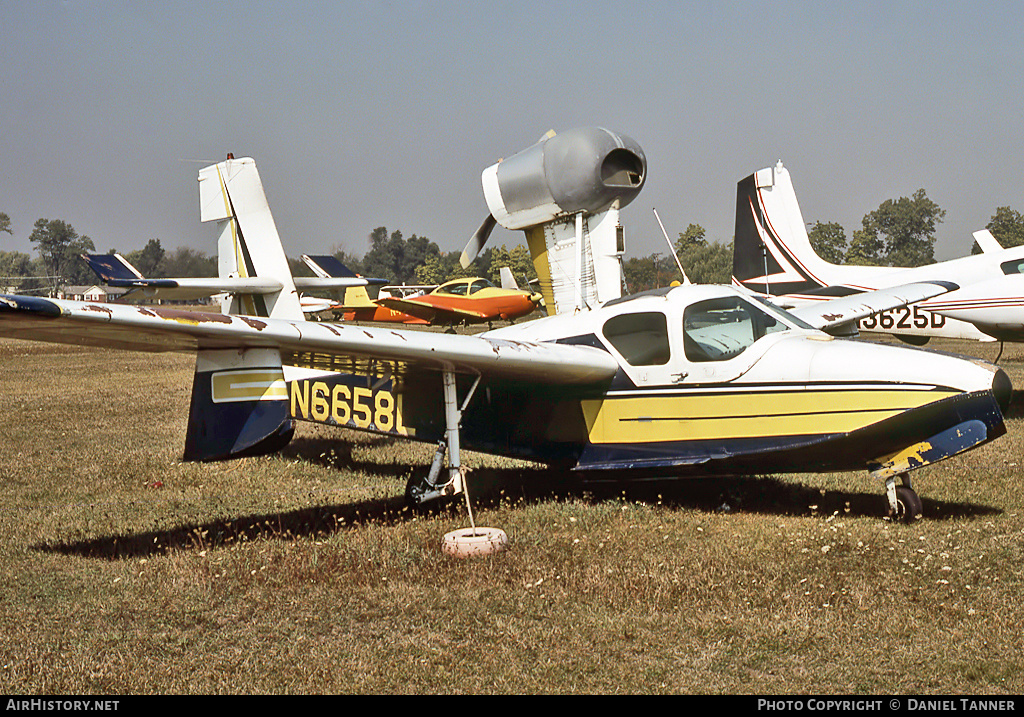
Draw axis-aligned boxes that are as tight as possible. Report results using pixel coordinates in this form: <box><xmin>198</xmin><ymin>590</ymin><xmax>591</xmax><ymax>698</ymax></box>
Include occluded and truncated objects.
<box><xmin>162</xmin><ymin>246</ymin><xmax>217</xmax><ymax>278</ymax></box>
<box><xmin>124</xmin><ymin>238</ymin><xmax>166</xmax><ymax>277</ymax></box>
<box><xmin>808</xmin><ymin>221</ymin><xmax>847</xmax><ymax>264</ymax></box>
<box><xmin>845</xmin><ymin>227</ymin><xmax>885</xmax><ymax>266</ymax></box>
<box><xmin>0</xmin><ymin>250</ymin><xmax>41</xmax><ymax>293</ymax></box>
<box><xmin>28</xmin><ymin>218</ymin><xmax>96</xmax><ymax>292</ymax></box>
<box><xmin>982</xmin><ymin>206</ymin><xmax>1024</xmax><ymax>251</ymax></box>
<box><xmin>486</xmin><ymin>244</ymin><xmax>536</xmax><ymax>287</ymax></box>
<box><xmin>415</xmin><ymin>252</ymin><xmax>473</xmax><ymax>285</ymax></box>
<box><xmin>362</xmin><ymin>227</ymin><xmax>444</xmax><ymax>285</ymax></box>
<box><xmin>0</xmin><ymin>212</ymin><xmax>11</xmax><ymax>238</ymax></box>
<box><xmin>673</xmin><ymin>223</ymin><xmax>731</xmax><ymax>284</ymax></box>
<box><xmin>859</xmin><ymin>189</ymin><xmax>943</xmax><ymax>267</ymax></box>
<box><xmin>622</xmin><ymin>253</ymin><xmax>662</xmax><ymax>293</ymax></box>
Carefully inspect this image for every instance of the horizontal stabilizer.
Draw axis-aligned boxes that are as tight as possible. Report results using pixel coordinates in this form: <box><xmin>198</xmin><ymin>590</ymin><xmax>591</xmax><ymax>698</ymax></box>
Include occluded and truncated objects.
<box><xmin>82</xmin><ymin>253</ymin><xmax>284</xmax><ymax>302</ymax></box>
<box><xmin>784</xmin><ymin>280</ymin><xmax>960</xmax><ymax>334</ymax></box>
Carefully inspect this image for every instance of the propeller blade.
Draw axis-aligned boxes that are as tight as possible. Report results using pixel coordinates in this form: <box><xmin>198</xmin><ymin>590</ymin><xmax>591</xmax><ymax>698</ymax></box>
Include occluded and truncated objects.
<box><xmin>460</xmin><ymin>214</ymin><xmax>497</xmax><ymax>269</ymax></box>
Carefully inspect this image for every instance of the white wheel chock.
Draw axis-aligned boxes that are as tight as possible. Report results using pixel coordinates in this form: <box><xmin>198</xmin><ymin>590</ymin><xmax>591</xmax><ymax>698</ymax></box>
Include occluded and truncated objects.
<box><xmin>442</xmin><ymin>527</ymin><xmax>508</xmax><ymax>558</ymax></box>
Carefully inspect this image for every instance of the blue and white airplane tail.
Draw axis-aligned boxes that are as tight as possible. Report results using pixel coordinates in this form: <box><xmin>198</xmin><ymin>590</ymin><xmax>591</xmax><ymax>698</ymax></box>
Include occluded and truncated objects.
<box><xmin>186</xmin><ymin>156</ymin><xmax>300</xmax><ymax>461</ymax></box>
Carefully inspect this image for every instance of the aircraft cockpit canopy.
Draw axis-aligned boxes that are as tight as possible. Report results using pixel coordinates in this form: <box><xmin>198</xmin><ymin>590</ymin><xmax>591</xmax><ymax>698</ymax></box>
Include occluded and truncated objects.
<box><xmin>600</xmin><ymin>292</ymin><xmax>807</xmax><ymax>368</ymax></box>
<box><xmin>435</xmin><ymin>278</ymin><xmax>496</xmax><ymax>296</ymax></box>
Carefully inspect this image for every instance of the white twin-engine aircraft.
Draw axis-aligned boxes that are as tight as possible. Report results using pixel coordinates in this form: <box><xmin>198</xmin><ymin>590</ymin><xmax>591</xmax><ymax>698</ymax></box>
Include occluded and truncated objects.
<box><xmin>0</xmin><ymin>130</ymin><xmax>1012</xmax><ymax>524</ymax></box>
<box><xmin>732</xmin><ymin>161</ymin><xmax>1024</xmax><ymax>345</ymax></box>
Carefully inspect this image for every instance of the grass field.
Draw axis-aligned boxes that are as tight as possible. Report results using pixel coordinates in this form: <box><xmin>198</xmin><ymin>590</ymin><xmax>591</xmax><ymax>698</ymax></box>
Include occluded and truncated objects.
<box><xmin>0</xmin><ymin>334</ymin><xmax>1022</xmax><ymax>694</ymax></box>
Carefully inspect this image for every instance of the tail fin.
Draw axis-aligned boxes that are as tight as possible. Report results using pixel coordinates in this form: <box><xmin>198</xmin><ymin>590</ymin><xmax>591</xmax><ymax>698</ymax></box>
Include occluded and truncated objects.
<box><xmin>342</xmin><ymin>285</ymin><xmax>376</xmax><ymax>308</ymax></box>
<box><xmin>522</xmin><ymin>209</ymin><xmax>625</xmax><ymax>314</ymax></box>
<box><xmin>732</xmin><ymin>161</ymin><xmax>833</xmax><ymax>296</ymax></box>
<box><xmin>185</xmin><ymin>157</ymin><xmax>298</xmax><ymax>462</ymax></box>
<box><xmin>198</xmin><ymin>156</ymin><xmax>303</xmax><ymax>320</ymax></box>
<box><xmin>300</xmin><ymin>254</ymin><xmax>359</xmax><ymax>280</ymax></box>
<box><xmin>498</xmin><ymin>266</ymin><xmax>519</xmax><ymax>290</ymax></box>
<box><xmin>82</xmin><ymin>253</ymin><xmax>145</xmax><ymax>283</ymax></box>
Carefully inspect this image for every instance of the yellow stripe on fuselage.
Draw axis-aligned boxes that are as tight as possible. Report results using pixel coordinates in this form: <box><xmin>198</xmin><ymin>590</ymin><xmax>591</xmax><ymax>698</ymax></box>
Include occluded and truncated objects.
<box><xmin>581</xmin><ymin>388</ymin><xmax>958</xmax><ymax>444</ymax></box>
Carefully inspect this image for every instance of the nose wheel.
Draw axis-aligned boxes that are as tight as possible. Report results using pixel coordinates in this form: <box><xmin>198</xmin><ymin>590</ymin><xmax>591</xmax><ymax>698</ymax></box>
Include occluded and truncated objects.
<box><xmin>886</xmin><ymin>473</ymin><xmax>922</xmax><ymax>523</ymax></box>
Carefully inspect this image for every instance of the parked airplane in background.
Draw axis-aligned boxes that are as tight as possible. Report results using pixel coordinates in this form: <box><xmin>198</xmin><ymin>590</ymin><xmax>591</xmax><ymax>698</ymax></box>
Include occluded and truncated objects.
<box><xmin>732</xmin><ymin>161</ymin><xmax>1024</xmax><ymax>345</ymax></box>
<box><xmin>0</xmin><ymin>151</ymin><xmax>1010</xmax><ymax>526</ymax></box>
<box><xmin>300</xmin><ymin>254</ymin><xmax>542</xmax><ymax>327</ymax></box>
<box><xmin>81</xmin><ymin>250</ymin><xmax>385</xmax><ymax>318</ymax></box>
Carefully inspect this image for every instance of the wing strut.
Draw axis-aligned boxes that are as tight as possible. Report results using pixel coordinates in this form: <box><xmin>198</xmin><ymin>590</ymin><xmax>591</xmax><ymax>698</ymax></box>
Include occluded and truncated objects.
<box><xmin>407</xmin><ymin>370</ymin><xmax>481</xmax><ymax>506</ymax></box>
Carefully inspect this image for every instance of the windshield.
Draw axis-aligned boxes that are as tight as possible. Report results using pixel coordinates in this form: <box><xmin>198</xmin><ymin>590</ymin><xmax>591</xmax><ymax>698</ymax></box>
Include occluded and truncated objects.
<box><xmin>747</xmin><ymin>294</ymin><xmax>817</xmax><ymax>330</ymax></box>
<box><xmin>683</xmin><ymin>296</ymin><xmax>791</xmax><ymax>362</ymax></box>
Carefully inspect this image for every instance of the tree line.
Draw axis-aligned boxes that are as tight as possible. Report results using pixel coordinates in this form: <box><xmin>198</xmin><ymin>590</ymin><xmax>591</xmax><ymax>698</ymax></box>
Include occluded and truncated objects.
<box><xmin>0</xmin><ymin>216</ymin><xmax>217</xmax><ymax>295</ymax></box>
<box><xmin>4</xmin><ymin>190</ymin><xmax>1023</xmax><ymax>297</ymax></box>
<box><xmin>807</xmin><ymin>194</ymin><xmax>1024</xmax><ymax>267</ymax></box>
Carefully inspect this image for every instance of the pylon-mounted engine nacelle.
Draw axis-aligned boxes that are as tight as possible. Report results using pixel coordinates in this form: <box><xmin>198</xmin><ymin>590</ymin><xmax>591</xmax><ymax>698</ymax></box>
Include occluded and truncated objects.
<box><xmin>481</xmin><ymin>127</ymin><xmax>646</xmax><ymax>230</ymax></box>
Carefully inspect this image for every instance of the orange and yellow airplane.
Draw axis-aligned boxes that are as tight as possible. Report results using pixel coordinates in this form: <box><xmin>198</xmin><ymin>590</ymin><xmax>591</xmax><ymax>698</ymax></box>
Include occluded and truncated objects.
<box><xmin>302</xmin><ymin>255</ymin><xmax>542</xmax><ymax>326</ymax></box>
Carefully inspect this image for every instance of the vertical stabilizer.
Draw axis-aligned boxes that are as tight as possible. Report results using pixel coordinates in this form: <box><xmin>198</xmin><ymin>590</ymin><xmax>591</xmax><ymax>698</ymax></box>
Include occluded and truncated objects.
<box><xmin>523</xmin><ymin>205</ymin><xmax>625</xmax><ymax>315</ymax></box>
<box><xmin>198</xmin><ymin>156</ymin><xmax>303</xmax><ymax>319</ymax></box>
<box><xmin>733</xmin><ymin>161</ymin><xmax>833</xmax><ymax>295</ymax></box>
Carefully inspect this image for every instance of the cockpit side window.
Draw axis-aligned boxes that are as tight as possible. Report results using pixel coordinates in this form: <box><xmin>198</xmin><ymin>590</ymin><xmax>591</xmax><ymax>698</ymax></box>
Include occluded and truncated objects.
<box><xmin>602</xmin><ymin>312</ymin><xmax>671</xmax><ymax>366</ymax></box>
<box><xmin>468</xmin><ymin>279</ymin><xmax>494</xmax><ymax>294</ymax></box>
<box><xmin>683</xmin><ymin>297</ymin><xmax>788</xmax><ymax>362</ymax></box>
<box><xmin>1001</xmin><ymin>259</ymin><xmax>1024</xmax><ymax>275</ymax></box>
<box><xmin>438</xmin><ymin>282</ymin><xmax>469</xmax><ymax>296</ymax></box>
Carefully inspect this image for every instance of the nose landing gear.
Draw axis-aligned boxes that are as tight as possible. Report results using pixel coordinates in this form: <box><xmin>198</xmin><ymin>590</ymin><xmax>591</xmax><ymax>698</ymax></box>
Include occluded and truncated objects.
<box><xmin>885</xmin><ymin>472</ymin><xmax>922</xmax><ymax>524</ymax></box>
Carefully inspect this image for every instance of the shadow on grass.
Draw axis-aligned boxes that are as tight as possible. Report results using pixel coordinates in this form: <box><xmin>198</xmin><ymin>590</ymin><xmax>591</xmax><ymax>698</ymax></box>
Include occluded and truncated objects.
<box><xmin>35</xmin><ymin>461</ymin><xmax>1002</xmax><ymax>560</ymax></box>
<box><xmin>1004</xmin><ymin>389</ymin><xmax>1024</xmax><ymax>420</ymax></box>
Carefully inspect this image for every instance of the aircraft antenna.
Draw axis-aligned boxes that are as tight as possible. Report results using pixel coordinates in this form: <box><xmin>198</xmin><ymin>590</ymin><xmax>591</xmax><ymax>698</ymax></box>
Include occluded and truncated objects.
<box><xmin>653</xmin><ymin>208</ymin><xmax>689</xmax><ymax>284</ymax></box>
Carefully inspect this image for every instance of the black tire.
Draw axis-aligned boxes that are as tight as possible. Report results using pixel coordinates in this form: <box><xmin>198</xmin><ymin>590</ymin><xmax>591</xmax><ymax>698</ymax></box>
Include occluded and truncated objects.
<box><xmin>894</xmin><ymin>486</ymin><xmax>923</xmax><ymax>524</ymax></box>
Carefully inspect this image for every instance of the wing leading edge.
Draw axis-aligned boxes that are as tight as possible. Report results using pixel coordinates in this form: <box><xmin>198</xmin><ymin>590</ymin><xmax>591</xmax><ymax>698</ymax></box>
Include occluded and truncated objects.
<box><xmin>781</xmin><ymin>280</ymin><xmax>961</xmax><ymax>334</ymax></box>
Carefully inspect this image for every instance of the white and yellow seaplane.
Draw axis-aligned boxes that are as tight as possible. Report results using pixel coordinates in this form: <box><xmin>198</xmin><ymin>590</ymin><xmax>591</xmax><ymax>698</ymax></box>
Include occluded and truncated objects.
<box><xmin>0</xmin><ymin>134</ymin><xmax>1011</xmax><ymax>524</ymax></box>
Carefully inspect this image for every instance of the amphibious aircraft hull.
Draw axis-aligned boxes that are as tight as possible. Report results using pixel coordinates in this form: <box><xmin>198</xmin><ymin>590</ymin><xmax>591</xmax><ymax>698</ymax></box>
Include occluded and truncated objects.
<box><xmin>286</xmin><ymin>346</ymin><xmax>1010</xmax><ymax>481</ymax></box>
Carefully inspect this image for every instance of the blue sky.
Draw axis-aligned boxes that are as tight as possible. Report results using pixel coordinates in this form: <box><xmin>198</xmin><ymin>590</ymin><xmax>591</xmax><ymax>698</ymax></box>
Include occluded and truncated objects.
<box><xmin>3</xmin><ymin>1</ymin><xmax>1024</xmax><ymax>264</ymax></box>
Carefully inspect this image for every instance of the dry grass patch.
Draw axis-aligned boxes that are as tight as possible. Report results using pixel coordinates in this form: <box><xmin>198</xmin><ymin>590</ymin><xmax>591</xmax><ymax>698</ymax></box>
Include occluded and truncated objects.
<box><xmin>0</xmin><ymin>337</ymin><xmax>1022</xmax><ymax>693</ymax></box>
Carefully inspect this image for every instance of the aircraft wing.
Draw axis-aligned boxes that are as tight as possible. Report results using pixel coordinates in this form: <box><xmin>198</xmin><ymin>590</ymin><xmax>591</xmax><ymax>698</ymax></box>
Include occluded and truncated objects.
<box><xmin>375</xmin><ymin>296</ymin><xmax>492</xmax><ymax>323</ymax></box>
<box><xmin>784</xmin><ymin>280</ymin><xmax>960</xmax><ymax>334</ymax></box>
<box><xmin>0</xmin><ymin>294</ymin><xmax>618</xmax><ymax>384</ymax></box>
